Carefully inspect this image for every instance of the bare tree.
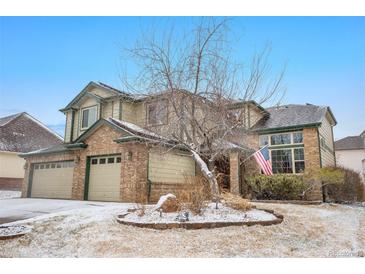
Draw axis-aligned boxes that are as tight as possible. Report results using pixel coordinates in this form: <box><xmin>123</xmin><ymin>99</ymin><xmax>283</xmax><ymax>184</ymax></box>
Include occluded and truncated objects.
<box><xmin>120</xmin><ymin>18</ymin><xmax>285</xmax><ymax>202</ymax></box>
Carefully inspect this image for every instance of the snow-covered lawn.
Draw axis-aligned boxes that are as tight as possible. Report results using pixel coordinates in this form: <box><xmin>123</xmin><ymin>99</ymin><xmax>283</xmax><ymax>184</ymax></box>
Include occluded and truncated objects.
<box><xmin>0</xmin><ymin>202</ymin><xmax>364</xmax><ymax>257</ymax></box>
<box><xmin>0</xmin><ymin>191</ymin><xmax>21</xmax><ymax>200</ymax></box>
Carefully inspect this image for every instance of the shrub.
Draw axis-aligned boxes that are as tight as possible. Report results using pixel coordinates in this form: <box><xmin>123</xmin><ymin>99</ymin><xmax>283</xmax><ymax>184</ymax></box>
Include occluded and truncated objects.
<box><xmin>179</xmin><ymin>175</ymin><xmax>211</xmax><ymax>215</ymax></box>
<box><xmin>245</xmin><ymin>174</ymin><xmax>308</xmax><ymax>200</ymax></box>
<box><xmin>220</xmin><ymin>192</ymin><xmax>252</xmax><ymax>211</ymax></box>
<box><xmin>322</xmin><ymin>167</ymin><xmax>364</xmax><ymax>203</ymax></box>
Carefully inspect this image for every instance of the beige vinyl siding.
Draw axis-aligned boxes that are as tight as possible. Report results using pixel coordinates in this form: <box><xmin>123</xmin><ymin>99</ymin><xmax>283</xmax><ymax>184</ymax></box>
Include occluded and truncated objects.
<box><xmin>0</xmin><ymin>152</ymin><xmax>26</xmax><ymax>178</ymax></box>
<box><xmin>121</xmin><ymin>101</ymin><xmax>137</xmax><ymax>124</ymax></box>
<box><xmin>89</xmin><ymin>87</ymin><xmax>113</xmax><ymax>98</ymax></box>
<box><xmin>72</xmin><ymin>110</ymin><xmax>79</xmax><ymax>141</ymax></box>
<box><xmin>148</xmin><ymin>149</ymin><xmax>195</xmax><ymax>183</ymax></box>
<box><xmin>134</xmin><ymin>102</ymin><xmax>146</xmax><ymax>127</ymax></box>
<box><xmin>249</xmin><ymin>106</ymin><xmax>264</xmax><ymax>128</ymax></box>
<box><xmin>102</xmin><ymin>101</ymin><xmax>113</xmax><ymax>119</ymax></box>
<box><xmin>113</xmin><ymin>100</ymin><xmax>121</xmax><ymax>119</ymax></box>
<box><xmin>318</xmin><ymin>114</ymin><xmax>335</xmax><ymax>167</ymax></box>
<box><xmin>64</xmin><ymin>111</ymin><xmax>72</xmax><ymax>143</ymax></box>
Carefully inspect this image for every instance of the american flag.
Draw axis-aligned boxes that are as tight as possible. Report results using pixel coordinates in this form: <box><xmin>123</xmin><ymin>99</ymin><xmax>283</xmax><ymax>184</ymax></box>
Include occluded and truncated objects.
<box><xmin>253</xmin><ymin>146</ymin><xmax>273</xmax><ymax>175</ymax></box>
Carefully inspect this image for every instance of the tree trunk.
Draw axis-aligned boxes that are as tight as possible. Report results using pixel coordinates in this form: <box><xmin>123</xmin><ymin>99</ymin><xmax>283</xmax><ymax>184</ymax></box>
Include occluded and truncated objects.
<box><xmin>190</xmin><ymin>150</ymin><xmax>220</xmax><ymax>201</ymax></box>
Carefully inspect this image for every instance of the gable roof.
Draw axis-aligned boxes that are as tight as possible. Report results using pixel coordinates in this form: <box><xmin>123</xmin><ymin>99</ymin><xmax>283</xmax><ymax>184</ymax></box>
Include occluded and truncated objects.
<box><xmin>60</xmin><ymin>81</ymin><xmax>133</xmax><ymax>112</ymax></box>
<box><xmin>0</xmin><ymin>112</ymin><xmax>24</xmax><ymax>127</ymax></box>
<box><xmin>335</xmin><ymin>135</ymin><xmax>365</xmax><ymax>150</ymax></box>
<box><xmin>252</xmin><ymin>104</ymin><xmax>337</xmax><ymax>133</ymax></box>
<box><xmin>0</xmin><ymin>112</ymin><xmax>63</xmax><ymax>153</ymax></box>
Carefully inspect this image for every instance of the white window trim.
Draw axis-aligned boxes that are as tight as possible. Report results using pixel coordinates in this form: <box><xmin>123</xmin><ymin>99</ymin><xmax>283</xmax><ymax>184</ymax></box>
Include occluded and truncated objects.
<box><xmin>259</xmin><ymin>131</ymin><xmax>304</xmax><ymax>147</ymax></box>
<box><xmin>80</xmin><ymin>105</ymin><xmax>98</xmax><ymax>131</ymax></box>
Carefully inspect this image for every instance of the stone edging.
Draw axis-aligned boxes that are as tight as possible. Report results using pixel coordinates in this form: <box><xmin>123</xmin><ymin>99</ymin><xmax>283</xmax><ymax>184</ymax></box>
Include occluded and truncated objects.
<box><xmin>0</xmin><ymin>225</ymin><xmax>32</xmax><ymax>240</ymax></box>
<box><xmin>116</xmin><ymin>208</ymin><xmax>284</xmax><ymax>230</ymax></box>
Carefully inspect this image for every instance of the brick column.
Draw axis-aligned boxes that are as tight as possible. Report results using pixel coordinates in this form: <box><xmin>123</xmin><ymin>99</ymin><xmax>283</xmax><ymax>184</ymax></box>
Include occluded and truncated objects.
<box><xmin>303</xmin><ymin>127</ymin><xmax>323</xmax><ymax>201</ymax></box>
<box><xmin>229</xmin><ymin>151</ymin><xmax>240</xmax><ymax>195</ymax></box>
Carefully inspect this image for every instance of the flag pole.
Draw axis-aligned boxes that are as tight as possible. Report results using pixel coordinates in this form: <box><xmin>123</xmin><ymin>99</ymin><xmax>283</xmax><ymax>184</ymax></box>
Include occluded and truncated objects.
<box><xmin>240</xmin><ymin>144</ymin><xmax>269</xmax><ymax>165</ymax></box>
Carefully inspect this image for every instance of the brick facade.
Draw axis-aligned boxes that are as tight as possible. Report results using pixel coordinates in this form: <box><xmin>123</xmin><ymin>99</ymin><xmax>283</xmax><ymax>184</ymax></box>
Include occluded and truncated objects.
<box><xmin>0</xmin><ymin>177</ymin><xmax>23</xmax><ymax>190</ymax></box>
<box><xmin>302</xmin><ymin>127</ymin><xmax>323</xmax><ymax>200</ymax></box>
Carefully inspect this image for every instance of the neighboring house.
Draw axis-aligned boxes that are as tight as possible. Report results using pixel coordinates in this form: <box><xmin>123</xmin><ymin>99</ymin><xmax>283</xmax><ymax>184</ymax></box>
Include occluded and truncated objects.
<box><xmin>335</xmin><ymin>131</ymin><xmax>365</xmax><ymax>181</ymax></box>
<box><xmin>0</xmin><ymin>112</ymin><xmax>63</xmax><ymax>190</ymax></box>
<box><xmin>19</xmin><ymin>81</ymin><xmax>337</xmax><ymax>202</ymax></box>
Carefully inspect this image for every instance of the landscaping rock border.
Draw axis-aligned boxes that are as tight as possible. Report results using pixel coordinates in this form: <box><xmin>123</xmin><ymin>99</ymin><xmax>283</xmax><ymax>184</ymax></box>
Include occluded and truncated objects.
<box><xmin>116</xmin><ymin>208</ymin><xmax>284</xmax><ymax>230</ymax></box>
<box><xmin>0</xmin><ymin>225</ymin><xmax>32</xmax><ymax>240</ymax></box>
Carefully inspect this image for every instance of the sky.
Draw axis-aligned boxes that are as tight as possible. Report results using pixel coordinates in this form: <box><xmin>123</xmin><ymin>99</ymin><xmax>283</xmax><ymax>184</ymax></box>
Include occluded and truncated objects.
<box><xmin>0</xmin><ymin>16</ymin><xmax>364</xmax><ymax>139</ymax></box>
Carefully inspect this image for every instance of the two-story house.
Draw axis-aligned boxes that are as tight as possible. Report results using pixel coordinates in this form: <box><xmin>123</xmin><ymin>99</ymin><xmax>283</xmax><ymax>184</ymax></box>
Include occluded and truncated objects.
<box><xmin>20</xmin><ymin>81</ymin><xmax>337</xmax><ymax>202</ymax></box>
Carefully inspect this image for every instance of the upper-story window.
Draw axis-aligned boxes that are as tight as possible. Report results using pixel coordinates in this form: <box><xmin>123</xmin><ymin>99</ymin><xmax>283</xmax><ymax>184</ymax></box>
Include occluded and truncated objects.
<box><xmin>259</xmin><ymin>132</ymin><xmax>303</xmax><ymax>147</ymax></box>
<box><xmin>147</xmin><ymin>100</ymin><xmax>168</xmax><ymax>126</ymax></box>
<box><xmin>81</xmin><ymin>105</ymin><xmax>97</xmax><ymax>130</ymax></box>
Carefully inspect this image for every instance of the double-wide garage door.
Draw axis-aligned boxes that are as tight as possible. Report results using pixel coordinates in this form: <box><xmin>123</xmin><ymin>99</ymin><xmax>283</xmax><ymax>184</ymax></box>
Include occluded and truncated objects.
<box><xmin>88</xmin><ymin>155</ymin><xmax>121</xmax><ymax>202</ymax></box>
<box><xmin>31</xmin><ymin>161</ymin><xmax>74</xmax><ymax>199</ymax></box>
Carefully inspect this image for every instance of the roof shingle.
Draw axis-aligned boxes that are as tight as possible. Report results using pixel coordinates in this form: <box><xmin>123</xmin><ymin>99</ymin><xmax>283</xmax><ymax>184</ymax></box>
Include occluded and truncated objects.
<box><xmin>335</xmin><ymin>135</ymin><xmax>365</xmax><ymax>150</ymax></box>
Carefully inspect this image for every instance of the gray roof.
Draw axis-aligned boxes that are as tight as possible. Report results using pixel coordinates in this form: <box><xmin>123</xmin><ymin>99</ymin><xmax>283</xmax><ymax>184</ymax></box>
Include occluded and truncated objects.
<box><xmin>335</xmin><ymin>135</ymin><xmax>365</xmax><ymax>150</ymax></box>
<box><xmin>0</xmin><ymin>112</ymin><xmax>63</xmax><ymax>153</ymax></box>
<box><xmin>0</xmin><ymin>112</ymin><xmax>23</xmax><ymax>127</ymax></box>
<box><xmin>253</xmin><ymin>104</ymin><xmax>334</xmax><ymax>132</ymax></box>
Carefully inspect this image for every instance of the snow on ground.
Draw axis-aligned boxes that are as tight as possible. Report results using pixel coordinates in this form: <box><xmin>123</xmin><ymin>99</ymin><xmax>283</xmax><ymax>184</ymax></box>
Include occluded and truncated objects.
<box><xmin>0</xmin><ymin>202</ymin><xmax>364</xmax><ymax>257</ymax></box>
<box><xmin>125</xmin><ymin>203</ymin><xmax>276</xmax><ymax>224</ymax></box>
<box><xmin>0</xmin><ymin>191</ymin><xmax>21</xmax><ymax>200</ymax></box>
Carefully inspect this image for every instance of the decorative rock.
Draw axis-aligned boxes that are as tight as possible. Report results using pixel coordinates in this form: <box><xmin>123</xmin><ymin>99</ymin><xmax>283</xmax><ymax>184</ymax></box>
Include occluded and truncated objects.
<box><xmin>0</xmin><ymin>225</ymin><xmax>32</xmax><ymax>240</ymax></box>
<box><xmin>155</xmin><ymin>193</ymin><xmax>180</xmax><ymax>213</ymax></box>
<box><xmin>175</xmin><ymin>211</ymin><xmax>189</xmax><ymax>222</ymax></box>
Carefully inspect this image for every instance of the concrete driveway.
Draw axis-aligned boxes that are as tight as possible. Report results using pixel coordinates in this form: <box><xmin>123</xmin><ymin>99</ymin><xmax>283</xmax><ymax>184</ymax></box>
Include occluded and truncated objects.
<box><xmin>0</xmin><ymin>198</ymin><xmax>123</xmax><ymax>225</ymax></box>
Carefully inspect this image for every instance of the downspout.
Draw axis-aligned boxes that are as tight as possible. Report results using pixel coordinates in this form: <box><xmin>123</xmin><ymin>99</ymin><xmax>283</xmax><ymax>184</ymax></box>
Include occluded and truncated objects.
<box><xmin>146</xmin><ymin>149</ymin><xmax>152</xmax><ymax>203</ymax></box>
<box><xmin>331</xmin><ymin>126</ymin><xmax>337</xmax><ymax>167</ymax></box>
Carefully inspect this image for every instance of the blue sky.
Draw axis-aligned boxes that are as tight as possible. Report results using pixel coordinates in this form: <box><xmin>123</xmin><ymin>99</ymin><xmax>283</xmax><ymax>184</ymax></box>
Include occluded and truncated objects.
<box><xmin>0</xmin><ymin>17</ymin><xmax>364</xmax><ymax>139</ymax></box>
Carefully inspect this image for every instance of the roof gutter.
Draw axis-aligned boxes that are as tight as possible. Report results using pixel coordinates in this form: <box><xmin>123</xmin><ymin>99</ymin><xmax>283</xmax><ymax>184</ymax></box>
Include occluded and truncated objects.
<box><xmin>253</xmin><ymin>122</ymin><xmax>322</xmax><ymax>134</ymax></box>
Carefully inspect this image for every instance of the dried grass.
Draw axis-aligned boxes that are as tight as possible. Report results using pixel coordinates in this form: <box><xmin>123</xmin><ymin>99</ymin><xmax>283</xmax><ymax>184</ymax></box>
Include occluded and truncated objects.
<box><xmin>220</xmin><ymin>192</ymin><xmax>252</xmax><ymax>211</ymax></box>
<box><xmin>178</xmin><ymin>175</ymin><xmax>211</xmax><ymax>215</ymax></box>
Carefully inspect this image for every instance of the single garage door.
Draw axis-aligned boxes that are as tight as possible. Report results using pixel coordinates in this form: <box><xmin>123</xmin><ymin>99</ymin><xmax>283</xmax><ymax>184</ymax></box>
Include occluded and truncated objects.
<box><xmin>31</xmin><ymin>161</ymin><xmax>74</xmax><ymax>199</ymax></box>
<box><xmin>88</xmin><ymin>155</ymin><xmax>121</xmax><ymax>202</ymax></box>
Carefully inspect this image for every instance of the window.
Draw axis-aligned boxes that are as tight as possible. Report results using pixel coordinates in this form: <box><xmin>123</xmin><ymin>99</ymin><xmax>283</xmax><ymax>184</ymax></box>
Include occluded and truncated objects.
<box><xmin>259</xmin><ymin>135</ymin><xmax>269</xmax><ymax>147</ymax></box>
<box><xmin>294</xmin><ymin>148</ymin><xmax>305</xmax><ymax>173</ymax></box>
<box><xmin>91</xmin><ymin>159</ymin><xmax>98</xmax><ymax>165</ymax></box>
<box><xmin>34</xmin><ymin>164</ymin><xmax>39</xmax><ymax>170</ymax></box>
<box><xmin>270</xmin><ymin>147</ymin><xmax>305</xmax><ymax>174</ymax></box>
<box><xmin>260</xmin><ymin>132</ymin><xmax>303</xmax><ymax>147</ymax></box>
<box><xmin>147</xmin><ymin>100</ymin><xmax>168</xmax><ymax>125</ymax></box>
<box><xmin>108</xmin><ymin>157</ymin><xmax>115</xmax><ymax>164</ymax></box>
<box><xmin>81</xmin><ymin>106</ymin><xmax>97</xmax><ymax>129</ymax></box>
<box><xmin>293</xmin><ymin>132</ymin><xmax>303</xmax><ymax>144</ymax></box>
<box><xmin>270</xmin><ymin>133</ymin><xmax>291</xmax><ymax>145</ymax></box>
<box><xmin>51</xmin><ymin>163</ymin><xmax>56</xmax><ymax>169</ymax></box>
<box><xmin>116</xmin><ymin>157</ymin><xmax>121</xmax><ymax>163</ymax></box>
<box><xmin>271</xmin><ymin>149</ymin><xmax>293</xmax><ymax>174</ymax></box>
<box><xmin>99</xmin><ymin>158</ymin><xmax>106</xmax><ymax>164</ymax></box>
